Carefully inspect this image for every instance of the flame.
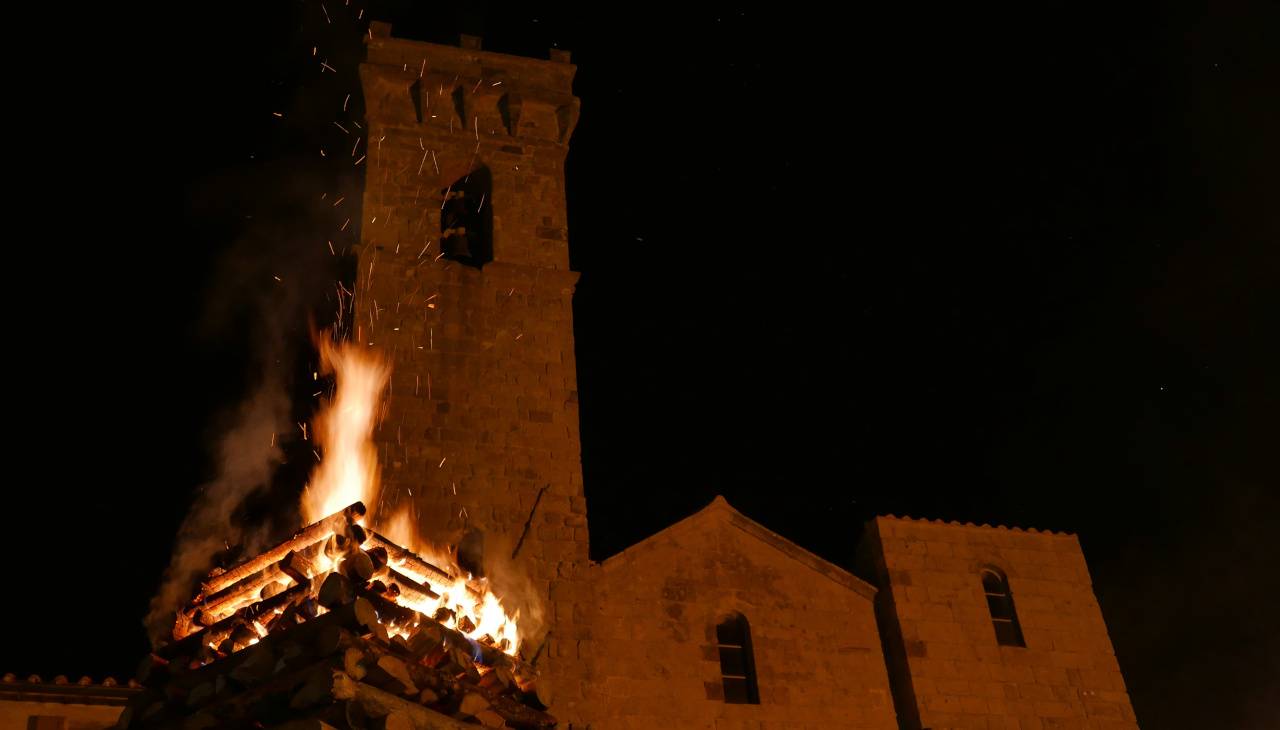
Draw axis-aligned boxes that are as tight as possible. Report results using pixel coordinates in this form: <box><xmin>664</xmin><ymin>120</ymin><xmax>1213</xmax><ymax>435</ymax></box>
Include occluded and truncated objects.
<box><xmin>380</xmin><ymin>507</ymin><xmax>521</xmax><ymax>652</ymax></box>
<box><xmin>301</xmin><ymin>338</ymin><xmax>390</xmax><ymax>524</ymax></box>
<box><xmin>297</xmin><ymin>336</ymin><xmax>521</xmax><ymax>655</ymax></box>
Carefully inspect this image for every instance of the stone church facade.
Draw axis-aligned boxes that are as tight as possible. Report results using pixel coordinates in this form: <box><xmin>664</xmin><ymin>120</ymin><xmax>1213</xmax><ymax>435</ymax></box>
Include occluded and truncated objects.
<box><xmin>349</xmin><ymin>25</ymin><xmax>1142</xmax><ymax>730</ymax></box>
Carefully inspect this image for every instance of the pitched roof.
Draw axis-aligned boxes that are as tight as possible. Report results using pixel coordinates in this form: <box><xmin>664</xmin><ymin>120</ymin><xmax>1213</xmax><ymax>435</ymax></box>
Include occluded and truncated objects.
<box><xmin>0</xmin><ymin>673</ymin><xmax>139</xmax><ymax>706</ymax></box>
<box><xmin>602</xmin><ymin>495</ymin><xmax>877</xmax><ymax>600</ymax></box>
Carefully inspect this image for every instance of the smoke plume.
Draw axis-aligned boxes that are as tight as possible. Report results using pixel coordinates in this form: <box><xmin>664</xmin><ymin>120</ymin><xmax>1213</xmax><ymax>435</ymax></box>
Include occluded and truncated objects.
<box><xmin>144</xmin><ymin>381</ymin><xmax>287</xmax><ymax>644</ymax></box>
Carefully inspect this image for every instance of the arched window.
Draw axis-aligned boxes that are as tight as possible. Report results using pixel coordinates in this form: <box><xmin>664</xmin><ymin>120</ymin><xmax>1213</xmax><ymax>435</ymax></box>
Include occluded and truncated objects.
<box><xmin>981</xmin><ymin>567</ymin><xmax>1026</xmax><ymax>647</ymax></box>
<box><xmin>440</xmin><ymin>166</ymin><xmax>493</xmax><ymax>268</ymax></box>
<box><xmin>715</xmin><ymin>613</ymin><xmax>760</xmax><ymax>704</ymax></box>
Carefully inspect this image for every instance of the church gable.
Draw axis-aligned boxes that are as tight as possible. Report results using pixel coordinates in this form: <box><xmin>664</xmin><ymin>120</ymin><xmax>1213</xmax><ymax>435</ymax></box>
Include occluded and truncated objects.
<box><xmin>574</xmin><ymin>497</ymin><xmax>897</xmax><ymax>728</ymax></box>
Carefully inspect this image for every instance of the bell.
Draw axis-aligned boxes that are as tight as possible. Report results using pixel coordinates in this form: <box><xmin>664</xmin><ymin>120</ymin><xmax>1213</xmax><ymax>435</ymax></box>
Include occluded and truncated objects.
<box><xmin>446</xmin><ymin>227</ymin><xmax>472</xmax><ymax>259</ymax></box>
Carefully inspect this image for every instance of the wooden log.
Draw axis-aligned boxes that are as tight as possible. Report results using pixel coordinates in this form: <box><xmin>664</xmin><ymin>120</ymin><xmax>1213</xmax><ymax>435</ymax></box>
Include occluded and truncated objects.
<box><xmin>318</xmin><ymin>625</ymin><xmax>555</xmax><ymax>730</ymax></box>
<box><xmin>280</xmin><ymin>550</ymin><xmax>317</xmax><ymax>584</ymax></box>
<box><xmin>160</xmin><ymin>581</ymin><xmax>312</xmax><ymax>661</ymax></box>
<box><xmin>458</xmin><ymin>692</ymin><xmax>491</xmax><ymax>717</ymax></box>
<box><xmin>188</xmin><ymin>539</ymin><xmax>329</xmax><ymax>633</ymax></box>
<box><xmin>228</xmin><ymin>643</ymin><xmax>278</xmax><ymax>686</ymax></box>
<box><xmin>318</xmin><ymin>572</ymin><xmax>355</xmax><ymax>608</ymax></box>
<box><xmin>331</xmin><ymin>672</ymin><xmax>474</xmax><ymax>730</ymax></box>
<box><xmin>367</xmin><ymin>546</ymin><xmax>389</xmax><ymax>570</ymax></box>
<box><xmin>474</xmin><ymin>709</ymin><xmax>506</xmax><ymax>728</ymax></box>
<box><xmin>343</xmin><ymin>647</ymin><xmax>367</xmax><ymax>680</ymax></box>
<box><xmin>364</xmin><ymin>655</ymin><xmax>418</xmax><ymax>696</ymax></box>
<box><xmin>380</xmin><ymin>566</ymin><xmax>441</xmax><ymax>604</ymax></box>
<box><xmin>203</xmin><ymin>502</ymin><xmax>366</xmax><ymax>595</ymax></box>
<box><xmin>341</xmin><ymin>550</ymin><xmax>376</xmax><ymax>582</ymax></box>
<box><xmin>289</xmin><ymin>667</ymin><xmax>337</xmax><ymax>709</ymax></box>
<box><xmin>385</xmin><ymin>711</ymin><xmax>415</xmax><ymax>730</ymax></box>
<box><xmin>364</xmin><ymin>531</ymin><xmax>454</xmax><ymax>583</ymax></box>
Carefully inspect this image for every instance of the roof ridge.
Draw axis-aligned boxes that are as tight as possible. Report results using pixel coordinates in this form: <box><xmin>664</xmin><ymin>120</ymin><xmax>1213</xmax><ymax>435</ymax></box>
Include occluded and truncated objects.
<box><xmin>876</xmin><ymin>513</ymin><xmax>1075</xmax><ymax>537</ymax></box>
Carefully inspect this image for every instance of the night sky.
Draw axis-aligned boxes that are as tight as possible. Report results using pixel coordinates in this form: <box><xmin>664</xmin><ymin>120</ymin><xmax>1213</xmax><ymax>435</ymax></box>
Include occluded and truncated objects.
<box><xmin>7</xmin><ymin>2</ymin><xmax>1277</xmax><ymax>728</ymax></box>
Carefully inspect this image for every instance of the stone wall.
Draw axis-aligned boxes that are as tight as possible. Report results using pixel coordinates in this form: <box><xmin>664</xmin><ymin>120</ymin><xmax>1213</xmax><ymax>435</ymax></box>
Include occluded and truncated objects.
<box><xmin>573</xmin><ymin>497</ymin><xmax>898</xmax><ymax>729</ymax></box>
<box><xmin>858</xmin><ymin>516</ymin><xmax>1140</xmax><ymax>730</ymax></box>
<box><xmin>0</xmin><ymin>676</ymin><xmax>134</xmax><ymax>730</ymax></box>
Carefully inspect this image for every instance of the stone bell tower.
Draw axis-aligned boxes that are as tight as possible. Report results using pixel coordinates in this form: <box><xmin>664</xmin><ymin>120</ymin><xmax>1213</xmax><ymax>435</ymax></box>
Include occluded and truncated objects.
<box><xmin>354</xmin><ymin>22</ymin><xmax>589</xmax><ymax>701</ymax></box>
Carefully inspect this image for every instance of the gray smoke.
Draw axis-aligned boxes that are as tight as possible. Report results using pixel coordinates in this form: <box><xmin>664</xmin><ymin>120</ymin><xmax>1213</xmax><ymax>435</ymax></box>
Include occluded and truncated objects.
<box><xmin>144</xmin><ymin>382</ymin><xmax>287</xmax><ymax>644</ymax></box>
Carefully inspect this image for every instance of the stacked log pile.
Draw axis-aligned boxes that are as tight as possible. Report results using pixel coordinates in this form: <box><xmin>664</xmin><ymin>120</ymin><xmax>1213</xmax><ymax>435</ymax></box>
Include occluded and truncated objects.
<box><xmin>120</xmin><ymin>503</ymin><xmax>552</xmax><ymax>729</ymax></box>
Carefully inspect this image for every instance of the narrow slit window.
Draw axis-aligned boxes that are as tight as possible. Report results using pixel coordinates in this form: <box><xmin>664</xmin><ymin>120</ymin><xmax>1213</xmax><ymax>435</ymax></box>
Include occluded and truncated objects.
<box><xmin>982</xmin><ymin>567</ymin><xmax>1026</xmax><ymax>647</ymax></box>
<box><xmin>715</xmin><ymin>613</ymin><xmax>760</xmax><ymax>704</ymax></box>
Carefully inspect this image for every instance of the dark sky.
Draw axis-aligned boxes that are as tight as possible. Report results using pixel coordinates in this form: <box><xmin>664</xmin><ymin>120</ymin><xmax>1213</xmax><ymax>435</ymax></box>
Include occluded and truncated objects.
<box><xmin>7</xmin><ymin>2</ymin><xmax>1277</xmax><ymax>728</ymax></box>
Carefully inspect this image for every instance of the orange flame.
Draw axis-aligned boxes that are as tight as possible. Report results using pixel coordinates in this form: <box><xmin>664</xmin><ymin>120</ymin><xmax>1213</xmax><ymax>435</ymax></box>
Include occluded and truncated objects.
<box><xmin>381</xmin><ymin>508</ymin><xmax>520</xmax><ymax>652</ymax></box>
<box><xmin>301</xmin><ymin>338</ymin><xmax>390</xmax><ymax>524</ymax></box>
<box><xmin>299</xmin><ymin>336</ymin><xmax>521</xmax><ymax>655</ymax></box>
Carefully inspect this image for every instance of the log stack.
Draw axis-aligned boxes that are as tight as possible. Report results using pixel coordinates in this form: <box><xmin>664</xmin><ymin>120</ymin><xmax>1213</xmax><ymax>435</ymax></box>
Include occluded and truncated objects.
<box><xmin>121</xmin><ymin>503</ymin><xmax>552</xmax><ymax>729</ymax></box>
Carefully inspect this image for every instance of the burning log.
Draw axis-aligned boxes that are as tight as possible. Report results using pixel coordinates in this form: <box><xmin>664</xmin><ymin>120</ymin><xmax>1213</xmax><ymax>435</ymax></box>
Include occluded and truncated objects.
<box><xmin>279</xmin><ymin>549</ymin><xmax>317</xmax><ymax>585</ymax></box>
<box><xmin>379</xmin><ymin>565</ymin><xmax>441</xmax><ymax>604</ymax></box>
<box><xmin>365</xmin><ymin>530</ymin><xmax>455</xmax><ymax>584</ymax></box>
<box><xmin>202</xmin><ymin>502</ymin><xmax>366</xmax><ymax>596</ymax></box>
<box><xmin>161</xmin><ymin>581</ymin><xmax>312</xmax><ymax>661</ymax></box>
<box><xmin>318</xmin><ymin>572</ymin><xmax>356</xmax><ymax>609</ymax></box>
<box><xmin>340</xmin><ymin>549</ymin><xmax>376</xmax><ymax>582</ymax></box>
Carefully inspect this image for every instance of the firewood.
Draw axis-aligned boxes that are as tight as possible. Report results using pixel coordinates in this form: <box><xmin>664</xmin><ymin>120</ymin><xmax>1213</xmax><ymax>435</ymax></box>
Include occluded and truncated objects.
<box><xmin>192</xmin><ymin>536</ymin><xmax>322</xmax><ymax>628</ymax></box>
<box><xmin>204</xmin><ymin>501</ymin><xmax>365</xmax><ymax>595</ymax></box>
<box><xmin>347</xmin><ymin>523</ymin><xmax>368</xmax><ymax>546</ymax></box>
<box><xmin>365</xmin><ymin>531</ymin><xmax>455</xmax><ymax>583</ymax></box>
<box><xmin>280</xmin><ymin>550</ymin><xmax>316</xmax><ymax>584</ymax></box>
<box><xmin>289</xmin><ymin>668</ymin><xmax>338</xmax><ymax>710</ymax></box>
<box><xmin>229</xmin><ymin>623</ymin><xmax>258</xmax><ymax>651</ymax></box>
<box><xmin>367</xmin><ymin>546</ymin><xmax>389</xmax><ymax>570</ymax></box>
<box><xmin>418</xmin><ymin>687</ymin><xmax>441</xmax><ymax>705</ymax></box>
<box><xmin>407</xmin><ymin>624</ymin><xmax>445</xmax><ymax>656</ymax></box>
<box><xmin>319</xmin><ymin>572</ymin><xmax>356</xmax><ymax>608</ymax></box>
<box><xmin>342</xmin><ymin>550</ymin><xmax>376</xmax><ymax>582</ymax></box>
<box><xmin>162</xmin><ymin>581</ymin><xmax>312</xmax><ymax>660</ymax></box>
<box><xmin>459</xmin><ymin>691</ymin><xmax>491</xmax><ymax>717</ymax></box>
<box><xmin>383</xmin><ymin>711</ymin><xmax>414</xmax><ymax>730</ymax></box>
<box><xmin>181</xmin><ymin>710</ymin><xmax>218</xmax><ymax>730</ymax></box>
<box><xmin>297</xmin><ymin>597</ymin><xmax>321</xmax><ymax>619</ymax></box>
<box><xmin>229</xmin><ymin>644</ymin><xmax>278</xmax><ymax>686</ymax></box>
<box><xmin>353</xmin><ymin>597</ymin><xmax>381</xmax><ymax>632</ymax></box>
<box><xmin>324</xmin><ymin>533</ymin><xmax>348</xmax><ymax>560</ymax></box>
<box><xmin>312</xmin><ymin>623</ymin><xmax>344</xmax><ymax>658</ymax></box>
<box><xmin>343</xmin><ymin>647</ymin><xmax>367</xmax><ymax>680</ymax></box>
<box><xmin>331</xmin><ymin>672</ymin><xmax>474</xmax><ymax>730</ymax></box>
<box><xmin>365</xmin><ymin>655</ymin><xmax>417</xmax><ymax>695</ymax></box>
<box><xmin>477</xmin><ymin>665</ymin><xmax>513</xmax><ymax>692</ymax></box>
<box><xmin>267</xmin><ymin>721</ymin><xmax>341</xmax><ymax>730</ymax></box>
<box><xmin>473</xmin><ymin>709</ymin><xmax>507</xmax><ymax>728</ymax></box>
<box><xmin>186</xmin><ymin>681</ymin><xmax>215</xmax><ymax>708</ymax></box>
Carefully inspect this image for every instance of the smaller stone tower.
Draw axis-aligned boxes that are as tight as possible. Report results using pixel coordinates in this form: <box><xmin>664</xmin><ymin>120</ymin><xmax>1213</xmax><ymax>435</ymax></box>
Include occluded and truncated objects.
<box><xmin>859</xmin><ymin>516</ymin><xmax>1141</xmax><ymax>729</ymax></box>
